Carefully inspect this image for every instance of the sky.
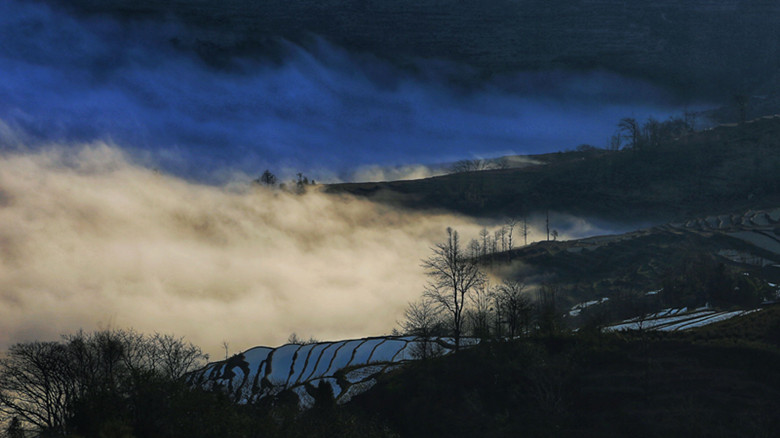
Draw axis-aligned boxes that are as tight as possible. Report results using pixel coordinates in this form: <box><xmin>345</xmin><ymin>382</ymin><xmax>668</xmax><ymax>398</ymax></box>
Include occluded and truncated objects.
<box><xmin>0</xmin><ymin>0</ymin><xmax>691</xmax><ymax>357</ymax></box>
<box><xmin>0</xmin><ymin>0</ymin><xmax>693</xmax><ymax>183</ymax></box>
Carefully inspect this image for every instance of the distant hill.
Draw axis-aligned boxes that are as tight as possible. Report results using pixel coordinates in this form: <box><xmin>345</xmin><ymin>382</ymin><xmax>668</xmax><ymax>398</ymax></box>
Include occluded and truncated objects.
<box><xmin>327</xmin><ymin>116</ymin><xmax>780</xmax><ymax>223</ymax></box>
<box><xmin>487</xmin><ymin>207</ymin><xmax>780</xmax><ymax>320</ymax></box>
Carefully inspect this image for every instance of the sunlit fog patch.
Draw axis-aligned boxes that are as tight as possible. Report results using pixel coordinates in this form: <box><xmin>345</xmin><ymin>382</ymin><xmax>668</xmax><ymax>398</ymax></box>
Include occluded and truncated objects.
<box><xmin>349</xmin><ymin>164</ymin><xmax>446</xmax><ymax>182</ymax></box>
<box><xmin>0</xmin><ymin>142</ymin><xmax>640</xmax><ymax>356</ymax></box>
<box><xmin>0</xmin><ymin>0</ymin><xmax>689</xmax><ymax>182</ymax></box>
<box><xmin>0</xmin><ymin>144</ymin><xmax>492</xmax><ymax>356</ymax></box>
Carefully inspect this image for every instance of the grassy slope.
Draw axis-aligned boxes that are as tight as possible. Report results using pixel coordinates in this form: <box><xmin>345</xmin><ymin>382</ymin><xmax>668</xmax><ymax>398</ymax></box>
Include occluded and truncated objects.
<box><xmin>349</xmin><ymin>306</ymin><xmax>780</xmax><ymax>438</ymax></box>
<box><xmin>328</xmin><ymin>117</ymin><xmax>780</xmax><ymax>223</ymax></box>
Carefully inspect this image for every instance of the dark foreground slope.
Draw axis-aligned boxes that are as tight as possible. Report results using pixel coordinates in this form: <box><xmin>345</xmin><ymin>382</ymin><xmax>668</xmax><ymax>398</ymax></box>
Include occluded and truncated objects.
<box><xmin>328</xmin><ymin>116</ymin><xmax>780</xmax><ymax>223</ymax></box>
<box><xmin>349</xmin><ymin>307</ymin><xmax>780</xmax><ymax>438</ymax></box>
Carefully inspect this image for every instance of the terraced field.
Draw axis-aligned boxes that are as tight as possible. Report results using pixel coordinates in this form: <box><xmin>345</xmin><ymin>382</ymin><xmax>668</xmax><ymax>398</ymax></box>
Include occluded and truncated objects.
<box><xmin>603</xmin><ymin>307</ymin><xmax>761</xmax><ymax>332</ymax></box>
<box><xmin>187</xmin><ymin>336</ymin><xmax>478</xmax><ymax>407</ymax></box>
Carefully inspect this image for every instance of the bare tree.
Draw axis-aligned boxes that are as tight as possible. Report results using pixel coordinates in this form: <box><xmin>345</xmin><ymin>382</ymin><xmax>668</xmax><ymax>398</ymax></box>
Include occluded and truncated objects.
<box><xmin>497</xmin><ymin>226</ymin><xmax>507</xmax><ymax>252</ymax></box>
<box><xmin>466</xmin><ymin>282</ymin><xmax>493</xmax><ymax>339</ymax></box>
<box><xmin>618</xmin><ymin>117</ymin><xmax>642</xmax><ymax>150</ymax></box>
<box><xmin>479</xmin><ymin>227</ymin><xmax>490</xmax><ymax>258</ymax></box>
<box><xmin>152</xmin><ymin>333</ymin><xmax>207</xmax><ymax>380</ymax></box>
<box><xmin>449</xmin><ymin>159</ymin><xmax>487</xmax><ymax>173</ymax></box>
<box><xmin>495</xmin><ymin>280</ymin><xmax>533</xmax><ymax>337</ymax></box>
<box><xmin>0</xmin><ymin>342</ymin><xmax>72</xmax><ymax>435</ymax></box>
<box><xmin>522</xmin><ymin>217</ymin><xmax>529</xmax><ymax>246</ymax></box>
<box><xmin>609</xmin><ymin>132</ymin><xmax>623</xmax><ymax>151</ymax></box>
<box><xmin>401</xmin><ymin>298</ymin><xmax>445</xmax><ymax>359</ymax></box>
<box><xmin>468</xmin><ymin>238</ymin><xmax>481</xmax><ymax>259</ymax></box>
<box><xmin>546</xmin><ymin>210</ymin><xmax>550</xmax><ymax>241</ymax></box>
<box><xmin>505</xmin><ymin>218</ymin><xmax>517</xmax><ymax>252</ymax></box>
<box><xmin>422</xmin><ymin>227</ymin><xmax>485</xmax><ymax>351</ymax></box>
<box><xmin>0</xmin><ymin>329</ymin><xmax>206</xmax><ymax>435</ymax></box>
<box><xmin>537</xmin><ymin>283</ymin><xmax>562</xmax><ymax>336</ymax></box>
<box><xmin>401</xmin><ymin>298</ymin><xmax>443</xmax><ymax>336</ymax></box>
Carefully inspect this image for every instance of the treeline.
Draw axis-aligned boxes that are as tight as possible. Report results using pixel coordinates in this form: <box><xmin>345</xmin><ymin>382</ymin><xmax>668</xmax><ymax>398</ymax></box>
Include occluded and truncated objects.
<box><xmin>660</xmin><ymin>255</ymin><xmax>771</xmax><ymax>309</ymax></box>
<box><xmin>403</xmin><ymin>229</ymin><xmax>776</xmax><ymax>349</ymax></box>
<box><xmin>399</xmin><ymin>228</ymin><xmax>564</xmax><ymax>354</ymax></box>
<box><xmin>608</xmin><ymin>112</ymin><xmax>697</xmax><ymax>151</ymax></box>
<box><xmin>0</xmin><ymin>329</ymin><xmax>398</xmax><ymax>438</ymax></box>
<box><xmin>355</xmin><ymin>314</ymin><xmax>780</xmax><ymax>438</ymax></box>
<box><xmin>0</xmin><ymin>330</ymin><xmax>210</xmax><ymax>437</ymax></box>
<box><xmin>253</xmin><ymin>170</ymin><xmax>316</xmax><ymax>193</ymax></box>
<box><xmin>447</xmin><ymin>157</ymin><xmax>511</xmax><ymax>174</ymax></box>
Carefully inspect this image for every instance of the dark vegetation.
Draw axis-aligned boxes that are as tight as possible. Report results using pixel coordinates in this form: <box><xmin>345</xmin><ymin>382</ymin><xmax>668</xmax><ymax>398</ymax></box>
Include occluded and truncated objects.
<box><xmin>0</xmin><ymin>330</ymin><xmax>396</xmax><ymax>438</ymax></box>
<box><xmin>328</xmin><ymin>116</ymin><xmax>780</xmax><ymax>222</ymax></box>
<box><xmin>485</xmin><ymin>226</ymin><xmax>778</xmax><ymax>323</ymax></box>
<box><xmin>403</xmin><ymin>225</ymin><xmax>777</xmax><ymax>345</ymax></box>
<box><xmin>355</xmin><ymin>307</ymin><xmax>780</xmax><ymax>438</ymax></box>
<box><xmin>5</xmin><ymin>307</ymin><xmax>779</xmax><ymax>437</ymax></box>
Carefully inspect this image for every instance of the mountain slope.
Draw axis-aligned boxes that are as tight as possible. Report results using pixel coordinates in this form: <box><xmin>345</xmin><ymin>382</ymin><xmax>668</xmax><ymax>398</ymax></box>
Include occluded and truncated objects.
<box><xmin>187</xmin><ymin>336</ymin><xmax>475</xmax><ymax>407</ymax></box>
<box><xmin>47</xmin><ymin>0</ymin><xmax>780</xmax><ymax>100</ymax></box>
<box><xmin>351</xmin><ymin>309</ymin><xmax>780</xmax><ymax>438</ymax></box>
<box><xmin>327</xmin><ymin>116</ymin><xmax>780</xmax><ymax>222</ymax></box>
<box><xmin>480</xmin><ymin>207</ymin><xmax>780</xmax><ymax>322</ymax></box>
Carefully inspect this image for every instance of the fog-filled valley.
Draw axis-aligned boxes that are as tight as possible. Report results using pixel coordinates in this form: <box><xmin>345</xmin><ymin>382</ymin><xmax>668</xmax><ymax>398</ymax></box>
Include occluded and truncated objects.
<box><xmin>2</xmin><ymin>1</ymin><xmax>780</xmax><ymax>437</ymax></box>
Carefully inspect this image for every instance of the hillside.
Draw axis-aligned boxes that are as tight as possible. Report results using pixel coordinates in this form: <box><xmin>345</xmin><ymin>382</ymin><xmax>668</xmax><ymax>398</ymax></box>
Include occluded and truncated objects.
<box><xmin>327</xmin><ymin>116</ymin><xmax>780</xmax><ymax>223</ymax></box>
<box><xmin>185</xmin><ymin>307</ymin><xmax>780</xmax><ymax>437</ymax></box>
<box><xmin>483</xmin><ymin>207</ymin><xmax>780</xmax><ymax>314</ymax></box>
<box><xmin>46</xmin><ymin>0</ymin><xmax>780</xmax><ymax>101</ymax></box>
<box><xmin>350</xmin><ymin>307</ymin><xmax>780</xmax><ymax>438</ymax></box>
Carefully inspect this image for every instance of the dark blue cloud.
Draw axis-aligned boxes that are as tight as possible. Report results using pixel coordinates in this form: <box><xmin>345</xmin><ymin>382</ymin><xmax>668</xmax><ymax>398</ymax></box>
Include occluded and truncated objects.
<box><xmin>0</xmin><ymin>0</ymin><xmax>697</xmax><ymax>182</ymax></box>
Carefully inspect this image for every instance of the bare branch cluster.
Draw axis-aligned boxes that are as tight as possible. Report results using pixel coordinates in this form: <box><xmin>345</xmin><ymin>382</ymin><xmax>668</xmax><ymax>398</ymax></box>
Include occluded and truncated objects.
<box><xmin>0</xmin><ymin>329</ymin><xmax>206</xmax><ymax>435</ymax></box>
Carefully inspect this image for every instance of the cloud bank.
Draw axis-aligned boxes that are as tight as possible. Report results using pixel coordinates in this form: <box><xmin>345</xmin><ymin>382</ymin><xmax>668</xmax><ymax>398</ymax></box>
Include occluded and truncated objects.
<box><xmin>0</xmin><ymin>143</ymin><xmax>630</xmax><ymax>357</ymax></box>
<box><xmin>0</xmin><ymin>0</ymin><xmax>689</xmax><ymax>182</ymax></box>
<box><xmin>0</xmin><ymin>144</ymin><xmax>496</xmax><ymax>357</ymax></box>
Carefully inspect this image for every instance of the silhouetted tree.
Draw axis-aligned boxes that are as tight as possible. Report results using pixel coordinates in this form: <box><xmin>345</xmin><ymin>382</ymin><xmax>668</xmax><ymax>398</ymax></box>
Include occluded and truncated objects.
<box><xmin>609</xmin><ymin>132</ymin><xmax>623</xmax><ymax>150</ymax></box>
<box><xmin>0</xmin><ymin>329</ymin><xmax>206</xmax><ymax>437</ymax></box>
<box><xmin>256</xmin><ymin>169</ymin><xmax>277</xmax><ymax>186</ymax></box>
<box><xmin>0</xmin><ymin>341</ymin><xmax>72</xmax><ymax>435</ymax></box>
<box><xmin>537</xmin><ymin>283</ymin><xmax>562</xmax><ymax>337</ymax></box>
<box><xmin>422</xmin><ymin>228</ymin><xmax>485</xmax><ymax>351</ymax></box>
<box><xmin>505</xmin><ymin>218</ymin><xmax>517</xmax><ymax>252</ymax></box>
<box><xmin>479</xmin><ymin>227</ymin><xmax>490</xmax><ymax>258</ymax></box>
<box><xmin>6</xmin><ymin>417</ymin><xmax>24</xmax><ymax>438</ymax></box>
<box><xmin>466</xmin><ymin>282</ymin><xmax>493</xmax><ymax>340</ymax></box>
<box><xmin>618</xmin><ymin>117</ymin><xmax>642</xmax><ymax>150</ymax></box>
<box><xmin>449</xmin><ymin>159</ymin><xmax>487</xmax><ymax>173</ymax></box>
<box><xmin>401</xmin><ymin>298</ymin><xmax>445</xmax><ymax>359</ymax></box>
<box><xmin>495</xmin><ymin>280</ymin><xmax>533</xmax><ymax>337</ymax></box>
